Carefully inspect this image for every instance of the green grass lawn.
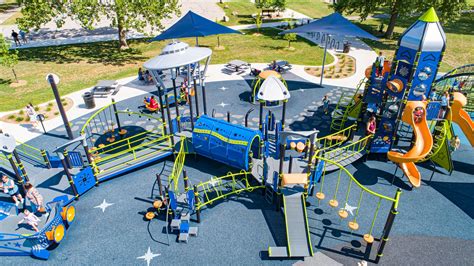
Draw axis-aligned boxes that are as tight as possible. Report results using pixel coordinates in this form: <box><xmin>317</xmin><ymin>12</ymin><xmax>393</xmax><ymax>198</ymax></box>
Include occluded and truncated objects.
<box><xmin>287</xmin><ymin>0</ymin><xmax>333</xmax><ymax>18</ymax></box>
<box><xmin>217</xmin><ymin>0</ymin><xmax>291</xmax><ymax>25</ymax></box>
<box><xmin>0</xmin><ymin>27</ymin><xmax>331</xmax><ymax>112</ymax></box>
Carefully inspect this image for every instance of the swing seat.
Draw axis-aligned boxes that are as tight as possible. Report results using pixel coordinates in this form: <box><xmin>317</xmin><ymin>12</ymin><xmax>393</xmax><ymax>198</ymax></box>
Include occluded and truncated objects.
<box><xmin>145</xmin><ymin>212</ymin><xmax>155</xmax><ymax>220</ymax></box>
<box><xmin>153</xmin><ymin>200</ymin><xmax>163</xmax><ymax>209</ymax></box>
<box><xmin>329</xmin><ymin>199</ymin><xmax>339</xmax><ymax>208</ymax></box>
<box><xmin>363</xmin><ymin>234</ymin><xmax>374</xmax><ymax>244</ymax></box>
<box><xmin>338</xmin><ymin>209</ymin><xmax>348</xmax><ymax>219</ymax></box>
<box><xmin>118</xmin><ymin>129</ymin><xmax>127</xmax><ymax>135</ymax></box>
<box><xmin>316</xmin><ymin>192</ymin><xmax>325</xmax><ymax>200</ymax></box>
<box><xmin>348</xmin><ymin>221</ymin><xmax>359</xmax><ymax>231</ymax></box>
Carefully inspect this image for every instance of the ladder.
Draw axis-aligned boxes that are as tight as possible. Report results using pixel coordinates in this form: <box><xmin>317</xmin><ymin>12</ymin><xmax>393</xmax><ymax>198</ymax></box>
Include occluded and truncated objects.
<box><xmin>330</xmin><ymin>79</ymin><xmax>366</xmax><ymax>132</ymax></box>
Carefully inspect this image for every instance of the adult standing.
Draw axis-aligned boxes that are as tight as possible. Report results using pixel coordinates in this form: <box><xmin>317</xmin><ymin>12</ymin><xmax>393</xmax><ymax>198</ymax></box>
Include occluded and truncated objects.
<box><xmin>26</xmin><ymin>104</ymin><xmax>38</xmax><ymax>128</ymax></box>
<box><xmin>375</xmin><ymin>52</ymin><xmax>385</xmax><ymax>77</ymax></box>
<box><xmin>0</xmin><ymin>174</ymin><xmax>24</xmax><ymax>207</ymax></box>
<box><xmin>19</xmin><ymin>30</ymin><xmax>27</xmax><ymax>44</ymax></box>
<box><xmin>11</xmin><ymin>30</ymin><xmax>21</xmax><ymax>46</ymax></box>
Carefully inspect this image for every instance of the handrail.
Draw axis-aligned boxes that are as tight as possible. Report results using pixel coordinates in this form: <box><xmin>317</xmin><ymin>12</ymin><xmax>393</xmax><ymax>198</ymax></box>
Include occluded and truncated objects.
<box><xmin>195</xmin><ymin>170</ymin><xmax>263</xmax><ymax>209</ymax></box>
<box><xmin>313</xmin><ymin>155</ymin><xmax>399</xmax><ymax>203</ymax></box>
<box><xmin>92</xmin><ymin>129</ymin><xmax>164</xmax><ymax>156</ymax></box>
<box><xmin>419</xmin><ymin>119</ymin><xmax>451</xmax><ymax>162</ymax></box>
<box><xmin>169</xmin><ymin>137</ymin><xmax>186</xmax><ymax>191</ymax></box>
<box><xmin>90</xmin><ymin>125</ymin><xmax>164</xmax><ymax>152</ymax></box>
<box><xmin>80</xmin><ymin>102</ymin><xmax>115</xmax><ymax>135</ymax></box>
<box><xmin>320</xmin><ymin>135</ymin><xmax>372</xmax><ymax>162</ymax></box>
<box><xmin>316</xmin><ymin>124</ymin><xmax>356</xmax><ymax>151</ymax></box>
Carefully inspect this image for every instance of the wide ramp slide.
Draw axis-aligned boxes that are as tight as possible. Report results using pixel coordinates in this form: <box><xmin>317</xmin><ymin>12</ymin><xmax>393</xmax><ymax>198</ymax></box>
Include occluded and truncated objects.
<box><xmin>449</xmin><ymin>92</ymin><xmax>474</xmax><ymax>146</ymax></box>
<box><xmin>269</xmin><ymin>191</ymin><xmax>313</xmax><ymax>258</ymax></box>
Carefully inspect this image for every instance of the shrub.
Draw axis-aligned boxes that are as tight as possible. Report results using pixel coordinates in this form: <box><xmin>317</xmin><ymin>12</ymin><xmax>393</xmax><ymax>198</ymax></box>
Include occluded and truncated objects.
<box><xmin>25</xmin><ymin>116</ymin><xmax>30</xmax><ymax>121</ymax></box>
<box><xmin>8</xmin><ymin>114</ymin><xmax>15</xmax><ymax>119</ymax></box>
<box><xmin>63</xmin><ymin>102</ymin><xmax>68</xmax><ymax>106</ymax></box>
<box><xmin>54</xmin><ymin>112</ymin><xmax>59</xmax><ymax>115</ymax></box>
<box><xmin>15</xmin><ymin>117</ymin><xmax>24</xmax><ymax>122</ymax></box>
<box><xmin>46</xmin><ymin>107</ymin><xmax>52</xmax><ymax>112</ymax></box>
<box><xmin>48</xmin><ymin>102</ymin><xmax>54</xmax><ymax>107</ymax></box>
<box><xmin>34</xmin><ymin>107</ymin><xmax>40</xmax><ymax>111</ymax></box>
<box><xmin>19</xmin><ymin>110</ymin><xmax>24</xmax><ymax>115</ymax></box>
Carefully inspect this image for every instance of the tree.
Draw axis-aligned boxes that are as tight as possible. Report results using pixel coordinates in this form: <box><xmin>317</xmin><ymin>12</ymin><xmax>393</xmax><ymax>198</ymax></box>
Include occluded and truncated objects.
<box><xmin>255</xmin><ymin>12</ymin><xmax>263</xmax><ymax>34</ymax></box>
<box><xmin>283</xmin><ymin>33</ymin><xmax>297</xmax><ymax>48</ymax></box>
<box><xmin>0</xmin><ymin>34</ymin><xmax>19</xmax><ymax>82</ymax></box>
<box><xmin>273</xmin><ymin>0</ymin><xmax>287</xmax><ymax>15</ymax></box>
<box><xmin>334</xmin><ymin>0</ymin><xmax>468</xmax><ymax>39</ymax></box>
<box><xmin>17</xmin><ymin>0</ymin><xmax>181</xmax><ymax>50</ymax></box>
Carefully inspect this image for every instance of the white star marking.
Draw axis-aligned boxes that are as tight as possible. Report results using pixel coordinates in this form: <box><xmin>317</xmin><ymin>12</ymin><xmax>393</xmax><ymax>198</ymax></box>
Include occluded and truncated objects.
<box><xmin>219</xmin><ymin>86</ymin><xmax>228</xmax><ymax>91</ymax></box>
<box><xmin>137</xmin><ymin>247</ymin><xmax>161</xmax><ymax>266</ymax></box>
<box><xmin>299</xmin><ymin>88</ymin><xmax>305</xmax><ymax>92</ymax></box>
<box><xmin>94</xmin><ymin>199</ymin><xmax>114</xmax><ymax>212</ymax></box>
<box><xmin>343</xmin><ymin>203</ymin><xmax>357</xmax><ymax>216</ymax></box>
<box><xmin>209</xmin><ymin>177</ymin><xmax>218</xmax><ymax>187</ymax></box>
<box><xmin>218</xmin><ymin>102</ymin><xmax>229</xmax><ymax>108</ymax></box>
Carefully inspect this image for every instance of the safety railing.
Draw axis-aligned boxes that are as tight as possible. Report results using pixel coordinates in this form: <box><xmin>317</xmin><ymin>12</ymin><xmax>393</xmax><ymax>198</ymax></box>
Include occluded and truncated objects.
<box><xmin>316</xmin><ymin>134</ymin><xmax>372</xmax><ymax>163</ymax></box>
<box><xmin>169</xmin><ymin>137</ymin><xmax>186</xmax><ymax>191</ymax></box>
<box><xmin>90</xmin><ymin>133</ymin><xmax>172</xmax><ymax>176</ymax></box>
<box><xmin>194</xmin><ymin>170</ymin><xmax>264</xmax><ymax>210</ymax></box>
<box><xmin>316</xmin><ymin>124</ymin><xmax>356</xmax><ymax>152</ymax></box>
<box><xmin>80</xmin><ymin>102</ymin><xmax>115</xmax><ymax>135</ymax></box>
<box><xmin>330</xmin><ymin>78</ymin><xmax>366</xmax><ymax>132</ymax></box>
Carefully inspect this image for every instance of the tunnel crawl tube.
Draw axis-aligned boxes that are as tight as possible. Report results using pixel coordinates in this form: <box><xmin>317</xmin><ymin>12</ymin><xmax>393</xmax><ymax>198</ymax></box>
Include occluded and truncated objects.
<box><xmin>387</xmin><ymin>101</ymin><xmax>433</xmax><ymax>187</ymax></box>
<box><xmin>192</xmin><ymin>115</ymin><xmax>262</xmax><ymax>171</ymax></box>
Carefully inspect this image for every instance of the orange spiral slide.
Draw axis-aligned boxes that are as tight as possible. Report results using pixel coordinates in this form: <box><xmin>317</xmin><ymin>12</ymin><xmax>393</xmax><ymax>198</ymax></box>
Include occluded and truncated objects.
<box><xmin>448</xmin><ymin>92</ymin><xmax>474</xmax><ymax>147</ymax></box>
<box><xmin>387</xmin><ymin>101</ymin><xmax>433</xmax><ymax>188</ymax></box>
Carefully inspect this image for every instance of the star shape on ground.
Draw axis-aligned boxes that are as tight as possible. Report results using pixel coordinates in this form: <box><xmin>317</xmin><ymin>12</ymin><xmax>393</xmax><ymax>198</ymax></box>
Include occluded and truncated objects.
<box><xmin>94</xmin><ymin>199</ymin><xmax>114</xmax><ymax>213</ymax></box>
<box><xmin>219</xmin><ymin>86</ymin><xmax>228</xmax><ymax>91</ymax></box>
<box><xmin>218</xmin><ymin>102</ymin><xmax>229</xmax><ymax>108</ymax></box>
<box><xmin>137</xmin><ymin>247</ymin><xmax>161</xmax><ymax>266</ymax></box>
<box><xmin>343</xmin><ymin>202</ymin><xmax>357</xmax><ymax>216</ymax></box>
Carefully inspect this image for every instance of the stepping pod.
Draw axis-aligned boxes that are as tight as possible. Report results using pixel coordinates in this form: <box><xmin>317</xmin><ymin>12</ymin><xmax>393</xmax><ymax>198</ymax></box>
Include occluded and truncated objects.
<box><xmin>338</xmin><ymin>209</ymin><xmax>348</xmax><ymax>219</ymax></box>
<box><xmin>348</xmin><ymin>221</ymin><xmax>359</xmax><ymax>231</ymax></box>
<box><xmin>316</xmin><ymin>192</ymin><xmax>325</xmax><ymax>200</ymax></box>
<box><xmin>329</xmin><ymin>199</ymin><xmax>339</xmax><ymax>208</ymax></box>
<box><xmin>363</xmin><ymin>234</ymin><xmax>374</xmax><ymax>244</ymax></box>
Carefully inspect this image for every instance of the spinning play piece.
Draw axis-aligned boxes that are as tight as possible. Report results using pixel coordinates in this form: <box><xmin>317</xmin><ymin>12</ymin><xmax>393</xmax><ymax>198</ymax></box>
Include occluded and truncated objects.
<box><xmin>118</xmin><ymin>129</ymin><xmax>127</xmax><ymax>135</ymax></box>
<box><xmin>329</xmin><ymin>199</ymin><xmax>339</xmax><ymax>208</ymax></box>
<box><xmin>153</xmin><ymin>200</ymin><xmax>163</xmax><ymax>209</ymax></box>
<box><xmin>145</xmin><ymin>212</ymin><xmax>155</xmax><ymax>220</ymax></box>
<box><xmin>363</xmin><ymin>234</ymin><xmax>374</xmax><ymax>244</ymax></box>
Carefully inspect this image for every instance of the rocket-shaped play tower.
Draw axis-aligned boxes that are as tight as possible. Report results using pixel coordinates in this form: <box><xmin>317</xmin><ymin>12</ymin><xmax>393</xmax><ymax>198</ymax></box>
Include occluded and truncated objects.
<box><xmin>362</xmin><ymin>8</ymin><xmax>450</xmax><ymax>187</ymax></box>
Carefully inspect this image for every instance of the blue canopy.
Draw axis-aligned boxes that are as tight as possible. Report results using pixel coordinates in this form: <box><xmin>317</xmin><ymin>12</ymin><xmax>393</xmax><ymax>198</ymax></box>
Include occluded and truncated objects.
<box><xmin>282</xmin><ymin>12</ymin><xmax>378</xmax><ymax>40</ymax></box>
<box><xmin>150</xmin><ymin>11</ymin><xmax>241</xmax><ymax>42</ymax></box>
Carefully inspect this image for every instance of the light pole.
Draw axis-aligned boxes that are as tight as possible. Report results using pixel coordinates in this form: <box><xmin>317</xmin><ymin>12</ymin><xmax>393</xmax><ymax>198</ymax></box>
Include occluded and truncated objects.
<box><xmin>47</xmin><ymin>73</ymin><xmax>74</xmax><ymax>140</ymax></box>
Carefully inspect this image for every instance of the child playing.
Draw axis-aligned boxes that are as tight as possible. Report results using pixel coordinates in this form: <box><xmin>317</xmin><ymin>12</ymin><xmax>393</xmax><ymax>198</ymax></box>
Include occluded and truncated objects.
<box><xmin>322</xmin><ymin>95</ymin><xmax>330</xmax><ymax>114</ymax></box>
<box><xmin>0</xmin><ymin>174</ymin><xmax>24</xmax><ymax>207</ymax></box>
<box><xmin>413</xmin><ymin>107</ymin><xmax>424</xmax><ymax>123</ymax></box>
<box><xmin>24</xmin><ymin>183</ymin><xmax>45</xmax><ymax>213</ymax></box>
<box><xmin>18</xmin><ymin>209</ymin><xmax>40</xmax><ymax>232</ymax></box>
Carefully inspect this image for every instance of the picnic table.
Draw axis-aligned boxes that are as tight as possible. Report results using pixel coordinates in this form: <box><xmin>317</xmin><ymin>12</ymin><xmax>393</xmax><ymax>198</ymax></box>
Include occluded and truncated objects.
<box><xmin>269</xmin><ymin>60</ymin><xmax>292</xmax><ymax>73</ymax></box>
<box><xmin>91</xmin><ymin>80</ymin><xmax>120</xmax><ymax>98</ymax></box>
<box><xmin>225</xmin><ymin>60</ymin><xmax>250</xmax><ymax>73</ymax></box>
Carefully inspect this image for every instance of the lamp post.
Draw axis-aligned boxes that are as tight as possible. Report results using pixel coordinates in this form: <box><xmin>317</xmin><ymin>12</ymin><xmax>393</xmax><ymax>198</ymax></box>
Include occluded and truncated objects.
<box><xmin>47</xmin><ymin>74</ymin><xmax>74</xmax><ymax>140</ymax></box>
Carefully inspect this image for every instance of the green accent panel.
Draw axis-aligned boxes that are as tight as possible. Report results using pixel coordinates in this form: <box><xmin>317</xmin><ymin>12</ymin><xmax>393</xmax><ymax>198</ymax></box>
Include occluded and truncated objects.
<box><xmin>419</xmin><ymin>7</ymin><xmax>439</xmax><ymax>23</ymax></box>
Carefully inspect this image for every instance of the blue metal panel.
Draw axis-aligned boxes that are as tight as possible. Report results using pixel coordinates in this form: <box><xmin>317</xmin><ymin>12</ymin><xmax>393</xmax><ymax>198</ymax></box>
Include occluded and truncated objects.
<box><xmin>73</xmin><ymin>167</ymin><xmax>95</xmax><ymax>195</ymax></box>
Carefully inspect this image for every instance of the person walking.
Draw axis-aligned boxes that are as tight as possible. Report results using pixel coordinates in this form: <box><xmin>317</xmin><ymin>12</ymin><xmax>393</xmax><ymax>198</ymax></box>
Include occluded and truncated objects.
<box><xmin>11</xmin><ymin>30</ymin><xmax>21</xmax><ymax>46</ymax></box>
<box><xmin>322</xmin><ymin>95</ymin><xmax>330</xmax><ymax>114</ymax></box>
<box><xmin>19</xmin><ymin>30</ymin><xmax>27</xmax><ymax>44</ymax></box>
<box><xmin>26</xmin><ymin>104</ymin><xmax>38</xmax><ymax>128</ymax></box>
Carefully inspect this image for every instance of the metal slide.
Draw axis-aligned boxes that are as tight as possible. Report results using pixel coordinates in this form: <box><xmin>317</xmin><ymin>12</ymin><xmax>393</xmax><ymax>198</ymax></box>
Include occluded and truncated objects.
<box><xmin>269</xmin><ymin>192</ymin><xmax>313</xmax><ymax>258</ymax></box>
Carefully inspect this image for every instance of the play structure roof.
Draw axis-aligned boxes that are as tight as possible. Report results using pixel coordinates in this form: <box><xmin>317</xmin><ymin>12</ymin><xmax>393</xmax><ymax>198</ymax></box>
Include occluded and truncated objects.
<box><xmin>149</xmin><ymin>11</ymin><xmax>241</xmax><ymax>42</ymax></box>
<box><xmin>282</xmin><ymin>12</ymin><xmax>378</xmax><ymax>41</ymax></box>
<box><xmin>257</xmin><ymin>76</ymin><xmax>290</xmax><ymax>102</ymax></box>
<box><xmin>143</xmin><ymin>40</ymin><xmax>212</xmax><ymax>70</ymax></box>
<box><xmin>399</xmin><ymin>8</ymin><xmax>445</xmax><ymax>52</ymax></box>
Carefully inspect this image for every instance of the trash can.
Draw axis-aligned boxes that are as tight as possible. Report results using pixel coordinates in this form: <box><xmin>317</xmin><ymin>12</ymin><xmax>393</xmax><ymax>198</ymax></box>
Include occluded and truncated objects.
<box><xmin>82</xmin><ymin>92</ymin><xmax>95</xmax><ymax>109</ymax></box>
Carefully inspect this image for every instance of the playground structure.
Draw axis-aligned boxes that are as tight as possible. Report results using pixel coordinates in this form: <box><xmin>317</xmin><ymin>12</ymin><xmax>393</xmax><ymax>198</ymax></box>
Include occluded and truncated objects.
<box><xmin>1</xmin><ymin>8</ymin><xmax>472</xmax><ymax>264</ymax></box>
<box><xmin>0</xmin><ymin>196</ymin><xmax>75</xmax><ymax>260</ymax></box>
<box><xmin>340</xmin><ymin>8</ymin><xmax>474</xmax><ymax>187</ymax></box>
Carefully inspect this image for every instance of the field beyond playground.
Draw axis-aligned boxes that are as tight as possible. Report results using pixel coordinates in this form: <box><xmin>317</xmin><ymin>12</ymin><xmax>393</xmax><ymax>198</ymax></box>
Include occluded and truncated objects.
<box><xmin>0</xmin><ymin>28</ymin><xmax>330</xmax><ymax>112</ymax></box>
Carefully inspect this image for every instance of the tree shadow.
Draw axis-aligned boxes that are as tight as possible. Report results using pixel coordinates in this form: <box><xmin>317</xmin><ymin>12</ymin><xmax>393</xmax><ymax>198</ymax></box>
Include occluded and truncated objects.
<box><xmin>17</xmin><ymin>39</ymin><xmax>148</xmax><ymax>66</ymax></box>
